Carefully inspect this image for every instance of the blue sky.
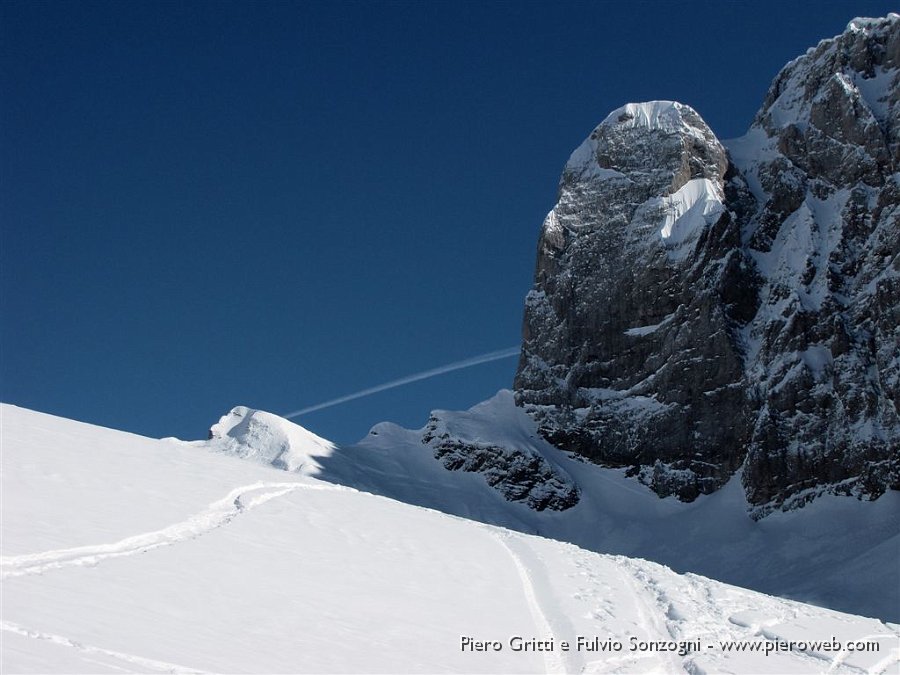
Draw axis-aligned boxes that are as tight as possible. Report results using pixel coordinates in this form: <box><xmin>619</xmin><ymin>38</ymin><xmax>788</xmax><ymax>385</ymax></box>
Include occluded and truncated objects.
<box><xmin>2</xmin><ymin>1</ymin><xmax>896</xmax><ymax>443</ymax></box>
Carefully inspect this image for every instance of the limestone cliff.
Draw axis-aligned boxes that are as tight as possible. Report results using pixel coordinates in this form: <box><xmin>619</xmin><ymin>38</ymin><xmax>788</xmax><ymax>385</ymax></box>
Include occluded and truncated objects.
<box><xmin>515</xmin><ymin>15</ymin><xmax>900</xmax><ymax>516</ymax></box>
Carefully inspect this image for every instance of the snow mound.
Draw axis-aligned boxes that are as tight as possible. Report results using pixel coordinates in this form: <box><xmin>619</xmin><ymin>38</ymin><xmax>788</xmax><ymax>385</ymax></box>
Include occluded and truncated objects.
<box><xmin>208</xmin><ymin>405</ymin><xmax>335</xmax><ymax>473</ymax></box>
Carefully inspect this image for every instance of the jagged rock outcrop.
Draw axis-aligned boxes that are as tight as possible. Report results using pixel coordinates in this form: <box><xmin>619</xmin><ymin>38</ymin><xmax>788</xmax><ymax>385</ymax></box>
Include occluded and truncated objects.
<box><xmin>515</xmin><ymin>100</ymin><xmax>753</xmax><ymax>503</ymax></box>
<box><xmin>515</xmin><ymin>15</ymin><xmax>900</xmax><ymax>515</ymax></box>
<box><xmin>421</xmin><ymin>410</ymin><xmax>579</xmax><ymax>511</ymax></box>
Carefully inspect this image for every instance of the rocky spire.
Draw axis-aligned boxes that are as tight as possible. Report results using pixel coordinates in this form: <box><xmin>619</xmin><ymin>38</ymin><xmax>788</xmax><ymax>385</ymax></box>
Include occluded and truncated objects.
<box><xmin>515</xmin><ymin>16</ymin><xmax>900</xmax><ymax>515</ymax></box>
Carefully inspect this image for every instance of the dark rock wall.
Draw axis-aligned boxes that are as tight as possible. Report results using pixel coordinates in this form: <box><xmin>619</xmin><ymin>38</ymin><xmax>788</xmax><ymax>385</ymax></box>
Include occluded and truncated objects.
<box><xmin>515</xmin><ymin>16</ymin><xmax>900</xmax><ymax>515</ymax></box>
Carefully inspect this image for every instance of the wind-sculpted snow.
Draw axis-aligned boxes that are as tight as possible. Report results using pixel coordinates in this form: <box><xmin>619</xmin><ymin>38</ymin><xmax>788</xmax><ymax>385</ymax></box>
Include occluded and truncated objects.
<box><xmin>3</xmin><ymin>404</ymin><xmax>898</xmax><ymax>673</ymax></box>
<box><xmin>208</xmin><ymin>405</ymin><xmax>337</xmax><ymax>472</ymax></box>
<box><xmin>515</xmin><ymin>14</ymin><xmax>900</xmax><ymax>515</ymax></box>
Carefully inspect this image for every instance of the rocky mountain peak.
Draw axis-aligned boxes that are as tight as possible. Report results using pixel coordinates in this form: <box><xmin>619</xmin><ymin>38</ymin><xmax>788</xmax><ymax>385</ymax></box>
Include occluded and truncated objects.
<box><xmin>515</xmin><ymin>16</ymin><xmax>899</xmax><ymax>516</ymax></box>
<box><xmin>535</xmin><ymin>100</ymin><xmax>730</xmax><ymax>288</ymax></box>
<box><xmin>749</xmin><ymin>13</ymin><xmax>899</xmax><ymax>189</ymax></box>
<box><xmin>566</xmin><ymin>101</ymin><xmax>727</xmax><ymax>196</ymax></box>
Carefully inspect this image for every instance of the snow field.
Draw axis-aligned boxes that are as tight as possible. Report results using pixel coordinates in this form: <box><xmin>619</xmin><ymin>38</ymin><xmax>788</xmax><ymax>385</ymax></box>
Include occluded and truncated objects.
<box><xmin>2</xmin><ymin>403</ymin><xmax>898</xmax><ymax>673</ymax></box>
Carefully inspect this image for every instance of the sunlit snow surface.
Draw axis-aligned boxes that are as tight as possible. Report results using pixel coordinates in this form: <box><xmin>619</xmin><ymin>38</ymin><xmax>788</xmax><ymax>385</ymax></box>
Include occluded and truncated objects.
<box><xmin>2</xmin><ymin>403</ymin><xmax>899</xmax><ymax>674</ymax></box>
<box><xmin>293</xmin><ymin>391</ymin><xmax>900</xmax><ymax>622</ymax></box>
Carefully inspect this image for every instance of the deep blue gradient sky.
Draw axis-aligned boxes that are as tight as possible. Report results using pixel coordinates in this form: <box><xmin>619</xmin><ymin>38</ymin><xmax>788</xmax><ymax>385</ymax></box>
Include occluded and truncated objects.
<box><xmin>2</xmin><ymin>1</ymin><xmax>897</xmax><ymax>443</ymax></box>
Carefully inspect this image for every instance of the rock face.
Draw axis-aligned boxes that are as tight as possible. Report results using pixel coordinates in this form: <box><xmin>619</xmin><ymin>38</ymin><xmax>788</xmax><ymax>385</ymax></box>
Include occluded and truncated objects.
<box><xmin>515</xmin><ymin>15</ymin><xmax>900</xmax><ymax>516</ymax></box>
<box><xmin>422</xmin><ymin>408</ymin><xmax>580</xmax><ymax>511</ymax></box>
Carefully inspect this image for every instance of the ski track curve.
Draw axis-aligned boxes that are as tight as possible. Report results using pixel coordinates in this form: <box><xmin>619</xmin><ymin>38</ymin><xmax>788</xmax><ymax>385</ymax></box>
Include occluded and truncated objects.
<box><xmin>481</xmin><ymin>526</ymin><xmax>582</xmax><ymax>674</ymax></box>
<box><xmin>1</xmin><ymin>620</ymin><xmax>210</xmax><ymax>674</ymax></box>
<box><xmin>1</xmin><ymin>480</ymin><xmax>343</xmax><ymax>579</ymax></box>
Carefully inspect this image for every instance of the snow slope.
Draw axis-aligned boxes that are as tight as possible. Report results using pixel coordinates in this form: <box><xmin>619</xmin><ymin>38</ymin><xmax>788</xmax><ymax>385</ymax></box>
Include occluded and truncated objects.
<box><xmin>3</xmin><ymin>403</ymin><xmax>899</xmax><ymax>674</ymax></box>
<box><xmin>202</xmin><ymin>392</ymin><xmax>900</xmax><ymax>624</ymax></box>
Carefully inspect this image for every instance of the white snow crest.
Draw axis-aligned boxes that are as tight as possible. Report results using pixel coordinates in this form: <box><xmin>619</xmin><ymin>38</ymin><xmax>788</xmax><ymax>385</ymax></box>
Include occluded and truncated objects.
<box><xmin>627</xmin><ymin>178</ymin><xmax>725</xmax><ymax>260</ymax></box>
<box><xmin>540</xmin><ymin>209</ymin><xmax>566</xmax><ymax>250</ymax></box>
<box><xmin>659</xmin><ymin>178</ymin><xmax>725</xmax><ymax>246</ymax></box>
<box><xmin>600</xmin><ymin>101</ymin><xmax>686</xmax><ymax>133</ymax></box>
<box><xmin>209</xmin><ymin>405</ymin><xmax>336</xmax><ymax>474</ymax></box>
<box><xmin>565</xmin><ymin>101</ymin><xmax>711</xmax><ymax>181</ymax></box>
<box><xmin>847</xmin><ymin>13</ymin><xmax>899</xmax><ymax>33</ymax></box>
<box><xmin>624</xmin><ymin>310</ymin><xmax>677</xmax><ymax>337</ymax></box>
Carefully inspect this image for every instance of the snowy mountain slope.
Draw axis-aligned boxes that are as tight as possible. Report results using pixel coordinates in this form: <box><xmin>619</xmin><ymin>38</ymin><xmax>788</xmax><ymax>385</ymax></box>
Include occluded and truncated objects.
<box><xmin>196</xmin><ymin>393</ymin><xmax>900</xmax><ymax>624</ymax></box>
<box><xmin>3</xmin><ymin>403</ymin><xmax>900</xmax><ymax>674</ymax></box>
<box><xmin>723</xmin><ymin>13</ymin><xmax>900</xmax><ymax>514</ymax></box>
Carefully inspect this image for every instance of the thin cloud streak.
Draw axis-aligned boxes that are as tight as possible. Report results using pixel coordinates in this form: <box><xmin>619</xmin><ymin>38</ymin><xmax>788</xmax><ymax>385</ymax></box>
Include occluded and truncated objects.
<box><xmin>283</xmin><ymin>346</ymin><xmax>521</xmax><ymax>419</ymax></box>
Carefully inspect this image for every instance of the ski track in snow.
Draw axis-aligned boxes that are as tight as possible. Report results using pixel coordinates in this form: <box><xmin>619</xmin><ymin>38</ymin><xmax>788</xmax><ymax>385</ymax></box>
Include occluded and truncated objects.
<box><xmin>1</xmin><ymin>480</ymin><xmax>342</xmax><ymax>579</ymax></box>
<box><xmin>474</xmin><ymin>527</ymin><xmax>900</xmax><ymax>675</ymax></box>
<box><xmin>2</xmin><ymin>480</ymin><xmax>344</xmax><ymax>673</ymax></box>
<box><xmin>481</xmin><ymin>526</ymin><xmax>583</xmax><ymax>674</ymax></box>
<box><xmin>0</xmin><ymin>620</ymin><xmax>210</xmax><ymax>674</ymax></box>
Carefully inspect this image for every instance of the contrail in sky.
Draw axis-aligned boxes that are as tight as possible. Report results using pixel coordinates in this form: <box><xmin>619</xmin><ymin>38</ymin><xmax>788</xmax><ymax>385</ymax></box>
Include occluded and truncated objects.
<box><xmin>283</xmin><ymin>346</ymin><xmax>521</xmax><ymax>419</ymax></box>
